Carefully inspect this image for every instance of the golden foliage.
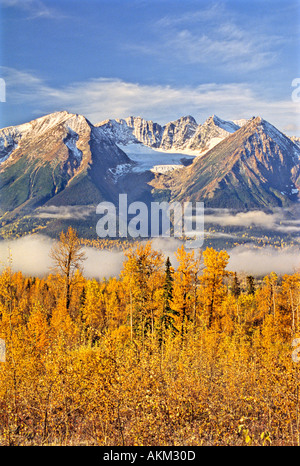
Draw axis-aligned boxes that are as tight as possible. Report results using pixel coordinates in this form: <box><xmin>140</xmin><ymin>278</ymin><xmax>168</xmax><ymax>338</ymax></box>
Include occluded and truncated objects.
<box><xmin>0</xmin><ymin>236</ymin><xmax>300</xmax><ymax>445</ymax></box>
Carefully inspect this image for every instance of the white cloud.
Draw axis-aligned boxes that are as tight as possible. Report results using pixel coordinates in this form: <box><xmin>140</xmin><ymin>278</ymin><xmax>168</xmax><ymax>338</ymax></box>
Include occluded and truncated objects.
<box><xmin>156</xmin><ymin>3</ymin><xmax>223</xmax><ymax>28</ymax></box>
<box><xmin>205</xmin><ymin>210</ymin><xmax>281</xmax><ymax>228</ymax></box>
<box><xmin>228</xmin><ymin>245</ymin><xmax>300</xmax><ymax>276</ymax></box>
<box><xmin>0</xmin><ymin>235</ymin><xmax>125</xmax><ymax>280</ymax></box>
<box><xmin>0</xmin><ymin>235</ymin><xmax>179</xmax><ymax>280</ymax></box>
<box><xmin>139</xmin><ymin>3</ymin><xmax>284</xmax><ymax>73</ymax></box>
<box><xmin>2</xmin><ymin>66</ymin><xmax>300</xmax><ymax>135</ymax></box>
<box><xmin>163</xmin><ymin>27</ymin><xmax>277</xmax><ymax>72</ymax></box>
<box><xmin>1</xmin><ymin>234</ymin><xmax>299</xmax><ymax>279</ymax></box>
<box><xmin>1</xmin><ymin>0</ymin><xmax>65</xmax><ymax>19</ymax></box>
<box><xmin>205</xmin><ymin>209</ymin><xmax>300</xmax><ymax>233</ymax></box>
<box><xmin>36</xmin><ymin>205</ymin><xmax>95</xmax><ymax>220</ymax></box>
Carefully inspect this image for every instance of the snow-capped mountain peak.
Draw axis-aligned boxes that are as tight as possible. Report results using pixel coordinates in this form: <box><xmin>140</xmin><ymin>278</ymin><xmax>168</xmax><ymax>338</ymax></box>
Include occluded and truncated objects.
<box><xmin>209</xmin><ymin>114</ymin><xmax>240</xmax><ymax>133</ymax></box>
<box><xmin>2</xmin><ymin>110</ymin><xmax>300</xmax><ymax>239</ymax></box>
<box><xmin>164</xmin><ymin>115</ymin><xmax>300</xmax><ymax>209</ymax></box>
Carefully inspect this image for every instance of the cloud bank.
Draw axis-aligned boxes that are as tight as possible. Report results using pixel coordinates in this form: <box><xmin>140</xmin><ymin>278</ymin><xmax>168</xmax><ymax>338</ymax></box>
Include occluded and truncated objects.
<box><xmin>205</xmin><ymin>208</ymin><xmax>300</xmax><ymax>234</ymax></box>
<box><xmin>0</xmin><ymin>235</ymin><xmax>183</xmax><ymax>280</ymax></box>
<box><xmin>0</xmin><ymin>234</ymin><xmax>299</xmax><ymax>279</ymax></box>
<box><xmin>228</xmin><ymin>245</ymin><xmax>300</xmax><ymax>276</ymax></box>
<box><xmin>0</xmin><ymin>235</ymin><xmax>124</xmax><ymax>280</ymax></box>
<box><xmin>36</xmin><ymin>205</ymin><xmax>95</xmax><ymax>220</ymax></box>
<box><xmin>2</xmin><ymin>66</ymin><xmax>299</xmax><ymax>135</ymax></box>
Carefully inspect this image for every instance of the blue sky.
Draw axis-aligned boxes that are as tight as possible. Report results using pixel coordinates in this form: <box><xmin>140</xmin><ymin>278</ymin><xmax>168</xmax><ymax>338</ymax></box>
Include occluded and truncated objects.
<box><xmin>1</xmin><ymin>0</ymin><xmax>300</xmax><ymax>134</ymax></box>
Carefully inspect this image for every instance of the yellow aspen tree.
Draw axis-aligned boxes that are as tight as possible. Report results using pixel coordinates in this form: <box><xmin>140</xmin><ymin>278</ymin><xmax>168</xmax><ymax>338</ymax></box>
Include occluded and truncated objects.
<box><xmin>49</xmin><ymin>227</ymin><xmax>86</xmax><ymax>312</ymax></box>
<box><xmin>278</xmin><ymin>273</ymin><xmax>300</xmax><ymax>339</ymax></box>
<box><xmin>50</xmin><ymin>297</ymin><xmax>77</xmax><ymax>347</ymax></box>
<box><xmin>26</xmin><ymin>305</ymin><xmax>50</xmax><ymax>354</ymax></box>
<box><xmin>121</xmin><ymin>242</ymin><xmax>164</xmax><ymax>344</ymax></box>
<box><xmin>199</xmin><ymin>247</ymin><xmax>229</xmax><ymax>329</ymax></box>
<box><xmin>81</xmin><ymin>278</ymin><xmax>105</xmax><ymax>344</ymax></box>
<box><xmin>172</xmin><ymin>245</ymin><xmax>202</xmax><ymax>344</ymax></box>
<box><xmin>103</xmin><ymin>277</ymin><xmax>125</xmax><ymax>331</ymax></box>
<box><xmin>255</xmin><ymin>272</ymin><xmax>278</xmax><ymax>327</ymax></box>
<box><xmin>264</xmin><ymin>272</ymin><xmax>278</xmax><ymax>318</ymax></box>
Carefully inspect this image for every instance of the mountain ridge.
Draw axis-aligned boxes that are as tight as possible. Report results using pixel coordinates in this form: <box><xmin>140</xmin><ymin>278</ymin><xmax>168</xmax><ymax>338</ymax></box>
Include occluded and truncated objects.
<box><xmin>1</xmin><ymin>110</ymin><xmax>300</xmax><ymax>239</ymax></box>
<box><xmin>97</xmin><ymin>113</ymin><xmax>249</xmax><ymax>155</ymax></box>
<box><xmin>155</xmin><ymin>116</ymin><xmax>300</xmax><ymax>209</ymax></box>
<box><xmin>0</xmin><ymin>111</ymin><xmax>132</xmax><ymax>217</ymax></box>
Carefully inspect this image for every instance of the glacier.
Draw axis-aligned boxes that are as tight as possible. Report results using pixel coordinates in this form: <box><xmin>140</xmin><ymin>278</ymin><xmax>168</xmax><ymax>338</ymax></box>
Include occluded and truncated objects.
<box><xmin>117</xmin><ymin>142</ymin><xmax>195</xmax><ymax>174</ymax></box>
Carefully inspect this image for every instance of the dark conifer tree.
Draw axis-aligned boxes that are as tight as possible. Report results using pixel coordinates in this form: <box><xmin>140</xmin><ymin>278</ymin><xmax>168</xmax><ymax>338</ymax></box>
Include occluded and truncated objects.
<box><xmin>232</xmin><ymin>272</ymin><xmax>241</xmax><ymax>298</ymax></box>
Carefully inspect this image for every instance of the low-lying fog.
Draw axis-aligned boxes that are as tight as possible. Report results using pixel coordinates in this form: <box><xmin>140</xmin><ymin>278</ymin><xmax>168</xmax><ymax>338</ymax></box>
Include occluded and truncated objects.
<box><xmin>1</xmin><ymin>204</ymin><xmax>300</xmax><ymax>278</ymax></box>
<box><xmin>0</xmin><ymin>233</ymin><xmax>299</xmax><ymax>279</ymax></box>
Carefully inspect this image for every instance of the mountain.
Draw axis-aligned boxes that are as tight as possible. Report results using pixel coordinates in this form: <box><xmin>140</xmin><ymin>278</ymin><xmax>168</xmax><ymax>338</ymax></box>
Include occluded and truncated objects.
<box><xmin>183</xmin><ymin>115</ymin><xmax>241</xmax><ymax>153</ymax></box>
<box><xmin>97</xmin><ymin>114</ymin><xmax>245</xmax><ymax>155</ymax></box>
<box><xmin>156</xmin><ymin>116</ymin><xmax>300</xmax><ymax>209</ymax></box>
<box><xmin>291</xmin><ymin>136</ymin><xmax>300</xmax><ymax>149</ymax></box>
<box><xmin>0</xmin><ymin>111</ymin><xmax>132</xmax><ymax>234</ymax></box>
<box><xmin>1</xmin><ymin>110</ymin><xmax>300</xmax><ymax>239</ymax></box>
<box><xmin>96</xmin><ymin>116</ymin><xmax>163</xmax><ymax>148</ymax></box>
<box><xmin>97</xmin><ymin>115</ymin><xmax>197</xmax><ymax>151</ymax></box>
<box><xmin>159</xmin><ymin>116</ymin><xmax>198</xmax><ymax>150</ymax></box>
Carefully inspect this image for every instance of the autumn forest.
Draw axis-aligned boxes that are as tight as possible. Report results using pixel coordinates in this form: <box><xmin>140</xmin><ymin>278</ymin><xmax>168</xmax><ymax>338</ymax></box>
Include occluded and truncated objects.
<box><xmin>0</xmin><ymin>227</ymin><xmax>300</xmax><ymax>446</ymax></box>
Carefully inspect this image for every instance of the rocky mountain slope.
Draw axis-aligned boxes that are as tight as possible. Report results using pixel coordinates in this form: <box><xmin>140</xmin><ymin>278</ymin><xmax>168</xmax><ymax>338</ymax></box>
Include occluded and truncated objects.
<box><xmin>97</xmin><ymin>114</ymin><xmax>246</xmax><ymax>155</ymax></box>
<box><xmin>0</xmin><ymin>110</ymin><xmax>300</xmax><ymax>238</ymax></box>
<box><xmin>0</xmin><ymin>111</ymin><xmax>132</xmax><ymax>215</ymax></box>
<box><xmin>154</xmin><ymin>116</ymin><xmax>300</xmax><ymax>209</ymax></box>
